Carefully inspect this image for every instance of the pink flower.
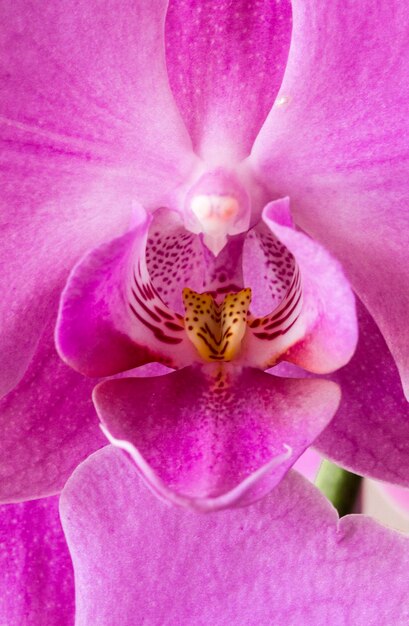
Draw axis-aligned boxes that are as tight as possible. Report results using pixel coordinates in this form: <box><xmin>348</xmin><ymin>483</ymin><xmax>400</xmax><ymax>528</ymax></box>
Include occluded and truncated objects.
<box><xmin>2</xmin><ymin>1</ymin><xmax>409</xmax><ymax>619</ymax></box>
<box><xmin>1</xmin><ymin>0</ymin><xmax>409</xmax><ymax>514</ymax></box>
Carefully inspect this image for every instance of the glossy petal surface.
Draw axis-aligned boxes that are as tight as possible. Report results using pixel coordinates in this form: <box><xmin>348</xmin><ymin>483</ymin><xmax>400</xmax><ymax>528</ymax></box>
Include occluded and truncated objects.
<box><xmin>165</xmin><ymin>0</ymin><xmax>292</xmax><ymax>160</ymax></box>
<box><xmin>0</xmin><ymin>496</ymin><xmax>74</xmax><ymax>626</ymax></box>
<box><xmin>61</xmin><ymin>446</ymin><xmax>409</xmax><ymax>626</ymax></box>
<box><xmin>93</xmin><ymin>367</ymin><xmax>340</xmax><ymax>511</ymax></box>
<box><xmin>0</xmin><ymin>0</ymin><xmax>194</xmax><ymax>397</ymax></box>
<box><xmin>251</xmin><ymin>0</ymin><xmax>409</xmax><ymax>398</ymax></box>
<box><xmin>316</xmin><ymin>302</ymin><xmax>409</xmax><ymax>486</ymax></box>
<box><xmin>0</xmin><ymin>324</ymin><xmax>105</xmax><ymax>503</ymax></box>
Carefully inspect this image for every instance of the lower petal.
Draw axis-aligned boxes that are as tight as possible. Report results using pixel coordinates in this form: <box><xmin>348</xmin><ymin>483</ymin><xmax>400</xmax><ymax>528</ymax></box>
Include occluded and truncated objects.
<box><xmin>60</xmin><ymin>446</ymin><xmax>409</xmax><ymax>626</ymax></box>
<box><xmin>93</xmin><ymin>366</ymin><xmax>340</xmax><ymax>511</ymax></box>
<box><xmin>0</xmin><ymin>496</ymin><xmax>74</xmax><ymax>626</ymax></box>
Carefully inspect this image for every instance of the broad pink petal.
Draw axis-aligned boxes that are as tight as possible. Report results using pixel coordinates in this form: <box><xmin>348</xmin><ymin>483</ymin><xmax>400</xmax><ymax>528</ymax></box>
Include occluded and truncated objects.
<box><xmin>0</xmin><ymin>323</ymin><xmax>105</xmax><ymax>503</ymax></box>
<box><xmin>0</xmin><ymin>0</ymin><xmax>193</xmax><ymax>199</ymax></box>
<box><xmin>165</xmin><ymin>0</ymin><xmax>292</xmax><ymax>160</ymax></box>
<box><xmin>250</xmin><ymin>0</ymin><xmax>409</xmax><ymax>398</ymax></box>
<box><xmin>316</xmin><ymin>301</ymin><xmax>409</xmax><ymax>486</ymax></box>
<box><xmin>93</xmin><ymin>367</ymin><xmax>340</xmax><ymax>511</ymax></box>
<box><xmin>56</xmin><ymin>208</ymin><xmax>197</xmax><ymax>377</ymax></box>
<box><xmin>0</xmin><ymin>496</ymin><xmax>74</xmax><ymax>625</ymax></box>
<box><xmin>0</xmin><ymin>180</ymin><xmax>133</xmax><ymax>399</ymax></box>
<box><xmin>61</xmin><ymin>446</ymin><xmax>409</xmax><ymax>625</ymax></box>
<box><xmin>0</xmin><ymin>0</ymin><xmax>195</xmax><ymax>397</ymax></box>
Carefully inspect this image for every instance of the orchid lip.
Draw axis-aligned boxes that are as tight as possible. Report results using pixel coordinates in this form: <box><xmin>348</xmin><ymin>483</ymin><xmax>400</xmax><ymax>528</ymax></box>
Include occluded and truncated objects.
<box><xmin>99</xmin><ymin>422</ymin><xmax>293</xmax><ymax>513</ymax></box>
<box><xmin>182</xmin><ymin>287</ymin><xmax>252</xmax><ymax>363</ymax></box>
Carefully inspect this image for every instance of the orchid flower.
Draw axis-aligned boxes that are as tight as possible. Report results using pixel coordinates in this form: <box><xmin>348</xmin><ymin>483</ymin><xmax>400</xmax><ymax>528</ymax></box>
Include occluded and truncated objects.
<box><xmin>2</xmin><ymin>0</ymin><xmax>409</xmax><ymax>515</ymax></box>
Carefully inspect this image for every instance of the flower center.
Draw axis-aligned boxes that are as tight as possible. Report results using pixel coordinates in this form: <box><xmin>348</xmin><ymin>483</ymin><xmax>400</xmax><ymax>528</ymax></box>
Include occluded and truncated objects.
<box><xmin>182</xmin><ymin>288</ymin><xmax>252</xmax><ymax>362</ymax></box>
<box><xmin>190</xmin><ymin>194</ymin><xmax>239</xmax><ymax>256</ymax></box>
<box><xmin>184</xmin><ymin>168</ymin><xmax>251</xmax><ymax>256</ymax></box>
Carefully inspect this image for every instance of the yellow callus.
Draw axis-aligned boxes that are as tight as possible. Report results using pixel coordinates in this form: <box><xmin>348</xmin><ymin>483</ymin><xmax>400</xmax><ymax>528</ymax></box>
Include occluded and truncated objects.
<box><xmin>182</xmin><ymin>287</ymin><xmax>251</xmax><ymax>362</ymax></box>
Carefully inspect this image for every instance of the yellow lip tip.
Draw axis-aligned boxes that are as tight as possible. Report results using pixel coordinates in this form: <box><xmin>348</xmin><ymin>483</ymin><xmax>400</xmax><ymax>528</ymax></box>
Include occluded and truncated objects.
<box><xmin>182</xmin><ymin>287</ymin><xmax>251</xmax><ymax>363</ymax></box>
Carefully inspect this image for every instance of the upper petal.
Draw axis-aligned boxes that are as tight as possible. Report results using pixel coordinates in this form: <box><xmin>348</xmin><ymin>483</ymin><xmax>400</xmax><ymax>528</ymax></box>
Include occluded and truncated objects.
<box><xmin>250</xmin><ymin>0</ymin><xmax>409</xmax><ymax>398</ymax></box>
<box><xmin>0</xmin><ymin>0</ymin><xmax>193</xmax><ymax>196</ymax></box>
<box><xmin>165</xmin><ymin>0</ymin><xmax>292</xmax><ymax>161</ymax></box>
<box><xmin>0</xmin><ymin>0</ymin><xmax>195</xmax><ymax>396</ymax></box>
<box><xmin>93</xmin><ymin>365</ymin><xmax>340</xmax><ymax>511</ymax></box>
<box><xmin>60</xmin><ymin>445</ymin><xmax>409</xmax><ymax>626</ymax></box>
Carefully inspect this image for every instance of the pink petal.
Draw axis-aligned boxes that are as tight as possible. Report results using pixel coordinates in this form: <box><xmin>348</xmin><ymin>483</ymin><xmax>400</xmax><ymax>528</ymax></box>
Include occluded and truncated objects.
<box><xmin>250</xmin><ymin>0</ymin><xmax>409</xmax><ymax>398</ymax></box>
<box><xmin>0</xmin><ymin>0</ymin><xmax>195</xmax><ymax>397</ymax></box>
<box><xmin>0</xmin><ymin>496</ymin><xmax>74</xmax><ymax>625</ymax></box>
<box><xmin>316</xmin><ymin>301</ymin><xmax>409</xmax><ymax>486</ymax></box>
<box><xmin>1</xmin><ymin>0</ymin><xmax>193</xmax><ymax>198</ymax></box>
<box><xmin>60</xmin><ymin>446</ymin><xmax>409</xmax><ymax>625</ymax></box>
<box><xmin>93</xmin><ymin>367</ymin><xmax>340</xmax><ymax>511</ymax></box>
<box><xmin>56</xmin><ymin>208</ymin><xmax>197</xmax><ymax>377</ymax></box>
<box><xmin>165</xmin><ymin>0</ymin><xmax>292</xmax><ymax>160</ymax></box>
<box><xmin>0</xmin><ymin>178</ymin><xmax>133</xmax><ymax>399</ymax></box>
<box><xmin>0</xmin><ymin>323</ymin><xmax>105</xmax><ymax>503</ymax></box>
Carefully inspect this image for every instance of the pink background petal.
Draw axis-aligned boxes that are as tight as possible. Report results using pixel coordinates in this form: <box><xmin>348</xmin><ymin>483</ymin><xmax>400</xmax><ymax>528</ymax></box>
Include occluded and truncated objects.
<box><xmin>0</xmin><ymin>0</ymin><xmax>195</xmax><ymax>398</ymax></box>
<box><xmin>362</xmin><ymin>480</ymin><xmax>409</xmax><ymax>533</ymax></box>
<box><xmin>293</xmin><ymin>448</ymin><xmax>323</xmax><ymax>483</ymax></box>
<box><xmin>0</xmin><ymin>495</ymin><xmax>74</xmax><ymax>626</ymax></box>
<box><xmin>250</xmin><ymin>0</ymin><xmax>409</xmax><ymax>399</ymax></box>
<box><xmin>165</xmin><ymin>0</ymin><xmax>292</xmax><ymax>160</ymax></box>
<box><xmin>316</xmin><ymin>301</ymin><xmax>409</xmax><ymax>486</ymax></box>
<box><xmin>61</xmin><ymin>446</ymin><xmax>409</xmax><ymax>625</ymax></box>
